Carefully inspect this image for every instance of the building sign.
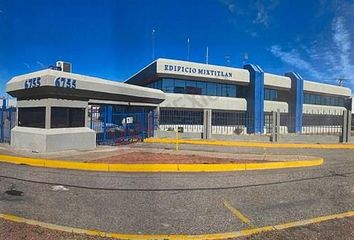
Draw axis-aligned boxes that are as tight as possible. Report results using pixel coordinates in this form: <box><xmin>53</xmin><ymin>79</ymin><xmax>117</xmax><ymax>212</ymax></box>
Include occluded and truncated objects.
<box><xmin>24</xmin><ymin>77</ymin><xmax>41</xmax><ymax>89</ymax></box>
<box><xmin>164</xmin><ymin>64</ymin><xmax>232</xmax><ymax>78</ymax></box>
<box><xmin>54</xmin><ymin>77</ymin><xmax>77</xmax><ymax>89</ymax></box>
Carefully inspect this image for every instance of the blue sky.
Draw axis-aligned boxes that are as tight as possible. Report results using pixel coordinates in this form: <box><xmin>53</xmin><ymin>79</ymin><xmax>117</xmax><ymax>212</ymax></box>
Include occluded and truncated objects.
<box><xmin>0</xmin><ymin>0</ymin><xmax>354</xmax><ymax>96</ymax></box>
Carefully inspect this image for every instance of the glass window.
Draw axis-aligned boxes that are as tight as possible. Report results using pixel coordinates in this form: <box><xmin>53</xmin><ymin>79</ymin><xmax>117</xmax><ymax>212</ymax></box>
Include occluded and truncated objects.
<box><xmin>51</xmin><ymin>107</ymin><xmax>85</xmax><ymax>128</ymax></box>
<box><xmin>264</xmin><ymin>88</ymin><xmax>278</xmax><ymax>101</ymax></box>
<box><xmin>185</xmin><ymin>80</ymin><xmax>198</xmax><ymax>94</ymax></box>
<box><xmin>162</xmin><ymin>79</ymin><xmax>174</xmax><ymax>93</ymax></box>
<box><xmin>207</xmin><ymin>82</ymin><xmax>217</xmax><ymax>96</ymax></box>
<box><xmin>18</xmin><ymin>107</ymin><xmax>45</xmax><ymax>128</ymax></box>
<box><xmin>196</xmin><ymin>81</ymin><xmax>207</xmax><ymax>95</ymax></box>
<box><xmin>156</xmin><ymin>80</ymin><xmax>162</xmax><ymax>89</ymax></box>
<box><xmin>304</xmin><ymin>93</ymin><xmax>310</xmax><ymax>104</ymax></box>
<box><xmin>226</xmin><ymin>85</ymin><xmax>236</xmax><ymax>97</ymax></box>
<box><xmin>174</xmin><ymin>79</ymin><xmax>185</xmax><ymax>93</ymax></box>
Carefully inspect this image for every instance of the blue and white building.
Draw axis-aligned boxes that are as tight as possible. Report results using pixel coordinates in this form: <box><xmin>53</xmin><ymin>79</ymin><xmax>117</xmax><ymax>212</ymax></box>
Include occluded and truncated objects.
<box><xmin>126</xmin><ymin>58</ymin><xmax>352</xmax><ymax>134</ymax></box>
<box><xmin>4</xmin><ymin>58</ymin><xmax>353</xmax><ymax>152</ymax></box>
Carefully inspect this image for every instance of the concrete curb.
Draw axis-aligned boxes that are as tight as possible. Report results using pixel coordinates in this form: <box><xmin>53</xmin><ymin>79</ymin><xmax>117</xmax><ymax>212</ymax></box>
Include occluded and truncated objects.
<box><xmin>0</xmin><ymin>154</ymin><xmax>323</xmax><ymax>172</ymax></box>
<box><xmin>1</xmin><ymin>211</ymin><xmax>354</xmax><ymax>240</ymax></box>
<box><xmin>145</xmin><ymin>138</ymin><xmax>354</xmax><ymax>149</ymax></box>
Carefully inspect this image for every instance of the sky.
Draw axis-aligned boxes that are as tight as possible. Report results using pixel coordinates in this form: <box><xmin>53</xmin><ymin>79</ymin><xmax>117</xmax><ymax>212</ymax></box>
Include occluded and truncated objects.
<box><xmin>0</xmin><ymin>0</ymin><xmax>354</xmax><ymax>96</ymax></box>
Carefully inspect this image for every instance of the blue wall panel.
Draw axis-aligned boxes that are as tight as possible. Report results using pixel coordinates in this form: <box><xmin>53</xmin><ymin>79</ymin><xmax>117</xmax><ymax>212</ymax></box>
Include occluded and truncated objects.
<box><xmin>285</xmin><ymin>72</ymin><xmax>303</xmax><ymax>133</ymax></box>
<box><xmin>244</xmin><ymin>64</ymin><xmax>264</xmax><ymax>134</ymax></box>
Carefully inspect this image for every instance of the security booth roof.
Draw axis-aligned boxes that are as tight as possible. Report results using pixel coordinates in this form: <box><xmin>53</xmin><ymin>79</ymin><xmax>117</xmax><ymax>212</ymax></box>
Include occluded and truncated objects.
<box><xmin>6</xmin><ymin>69</ymin><xmax>166</xmax><ymax>104</ymax></box>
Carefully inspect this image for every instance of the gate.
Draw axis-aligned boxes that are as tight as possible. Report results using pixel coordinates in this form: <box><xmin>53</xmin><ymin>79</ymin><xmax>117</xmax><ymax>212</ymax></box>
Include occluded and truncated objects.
<box><xmin>90</xmin><ymin>105</ymin><xmax>155</xmax><ymax>145</ymax></box>
<box><xmin>0</xmin><ymin>107</ymin><xmax>16</xmax><ymax>143</ymax></box>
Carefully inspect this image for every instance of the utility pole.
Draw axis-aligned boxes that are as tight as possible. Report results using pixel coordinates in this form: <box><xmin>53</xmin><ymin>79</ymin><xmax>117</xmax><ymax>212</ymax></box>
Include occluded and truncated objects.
<box><xmin>206</xmin><ymin>46</ymin><xmax>209</xmax><ymax>65</ymax></box>
<box><xmin>225</xmin><ymin>55</ymin><xmax>231</xmax><ymax>66</ymax></box>
<box><xmin>187</xmin><ymin>38</ymin><xmax>190</xmax><ymax>61</ymax></box>
<box><xmin>243</xmin><ymin>52</ymin><xmax>249</xmax><ymax>65</ymax></box>
<box><xmin>152</xmin><ymin>29</ymin><xmax>155</xmax><ymax>60</ymax></box>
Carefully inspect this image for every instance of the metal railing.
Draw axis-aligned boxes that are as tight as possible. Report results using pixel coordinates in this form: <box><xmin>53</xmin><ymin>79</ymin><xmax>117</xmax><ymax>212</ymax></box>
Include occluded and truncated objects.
<box><xmin>0</xmin><ymin>107</ymin><xmax>16</xmax><ymax>143</ymax></box>
<box><xmin>211</xmin><ymin>111</ymin><xmax>254</xmax><ymax>135</ymax></box>
<box><xmin>90</xmin><ymin>105</ymin><xmax>154</xmax><ymax>145</ymax></box>
<box><xmin>159</xmin><ymin>109</ymin><xmax>204</xmax><ymax>133</ymax></box>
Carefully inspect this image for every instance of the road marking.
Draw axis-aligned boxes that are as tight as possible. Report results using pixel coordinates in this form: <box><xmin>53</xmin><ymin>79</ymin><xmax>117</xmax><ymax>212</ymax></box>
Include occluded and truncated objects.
<box><xmin>1</xmin><ymin>211</ymin><xmax>354</xmax><ymax>240</ymax></box>
<box><xmin>0</xmin><ymin>154</ymin><xmax>323</xmax><ymax>172</ymax></box>
<box><xmin>222</xmin><ymin>199</ymin><xmax>251</xmax><ymax>225</ymax></box>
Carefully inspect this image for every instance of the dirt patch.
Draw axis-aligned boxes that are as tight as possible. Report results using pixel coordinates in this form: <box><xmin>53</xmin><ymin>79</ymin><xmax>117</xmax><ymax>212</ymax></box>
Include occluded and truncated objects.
<box><xmin>0</xmin><ymin>218</ymin><xmax>115</xmax><ymax>240</ymax></box>
<box><xmin>87</xmin><ymin>152</ymin><xmax>270</xmax><ymax>164</ymax></box>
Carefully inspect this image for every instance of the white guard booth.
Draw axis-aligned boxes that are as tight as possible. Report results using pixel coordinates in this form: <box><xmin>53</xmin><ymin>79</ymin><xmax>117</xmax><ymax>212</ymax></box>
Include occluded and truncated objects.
<box><xmin>6</xmin><ymin>69</ymin><xmax>165</xmax><ymax>152</ymax></box>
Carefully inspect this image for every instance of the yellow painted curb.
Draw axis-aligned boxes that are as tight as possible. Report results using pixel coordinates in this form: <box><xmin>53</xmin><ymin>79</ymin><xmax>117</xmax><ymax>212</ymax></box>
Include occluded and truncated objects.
<box><xmin>145</xmin><ymin>138</ymin><xmax>354</xmax><ymax>149</ymax></box>
<box><xmin>0</xmin><ymin>154</ymin><xmax>323</xmax><ymax>172</ymax></box>
<box><xmin>1</xmin><ymin>210</ymin><xmax>354</xmax><ymax>240</ymax></box>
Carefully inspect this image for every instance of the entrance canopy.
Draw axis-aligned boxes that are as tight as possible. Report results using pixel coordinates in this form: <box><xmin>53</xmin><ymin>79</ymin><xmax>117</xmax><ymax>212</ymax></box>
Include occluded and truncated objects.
<box><xmin>6</xmin><ymin>69</ymin><xmax>165</xmax><ymax>104</ymax></box>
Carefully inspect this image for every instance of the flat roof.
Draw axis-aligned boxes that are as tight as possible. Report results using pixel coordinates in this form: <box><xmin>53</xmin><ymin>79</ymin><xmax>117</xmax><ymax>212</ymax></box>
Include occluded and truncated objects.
<box><xmin>6</xmin><ymin>69</ymin><xmax>165</xmax><ymax>104</ymax></box>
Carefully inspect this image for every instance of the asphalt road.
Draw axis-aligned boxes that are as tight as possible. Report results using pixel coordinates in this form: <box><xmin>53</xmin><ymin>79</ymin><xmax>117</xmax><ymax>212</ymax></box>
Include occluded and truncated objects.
<box><xmin>0</xmin><ymin>144</ymin><xmax>354</xmax><ymax>235</ymax></box>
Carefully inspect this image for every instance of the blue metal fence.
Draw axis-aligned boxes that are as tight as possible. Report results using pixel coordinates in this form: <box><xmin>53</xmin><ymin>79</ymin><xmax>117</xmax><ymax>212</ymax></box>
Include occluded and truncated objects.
<box><xmin>90</xmin><ymin>105</ymin><xmax>155</xmax><ymax>145</ymax></box>
<box><xmin>0</xmin><ymin>107</ymin><xmax>16</xmax><ymax>143</ymax></box>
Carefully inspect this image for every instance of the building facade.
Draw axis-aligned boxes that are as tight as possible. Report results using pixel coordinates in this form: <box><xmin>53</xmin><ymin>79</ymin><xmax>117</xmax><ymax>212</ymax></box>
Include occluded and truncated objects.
<box><xmin>126</xmin><ymin>58</ymin><xmax>352</xmax><ymax>134</ymax></box>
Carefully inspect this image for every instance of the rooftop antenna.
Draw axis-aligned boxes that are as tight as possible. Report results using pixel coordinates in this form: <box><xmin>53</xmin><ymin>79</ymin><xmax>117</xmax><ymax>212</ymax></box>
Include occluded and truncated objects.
<box><xmin>152</xmin><ymin>29</ymin><xmax>156</xmax><ymax>60</ymax></box>
<box><xmin>206</xmin><ymin>46</ymin><xmax>209</xmax><ymax>65</ymax></box>
<box><xmin>225</xmin><ymin>55</ymin><xmax>231</xmax><ymax>66</ymax></box>
<box><xmin>243</xmin><ymin>52</ymin><xmax>249</xmax><ymax>65</ymax></box>
<box><xmin>187</xmin><ymin>38</ymin><xmax>190</xmax><ymax>61</ymax></box>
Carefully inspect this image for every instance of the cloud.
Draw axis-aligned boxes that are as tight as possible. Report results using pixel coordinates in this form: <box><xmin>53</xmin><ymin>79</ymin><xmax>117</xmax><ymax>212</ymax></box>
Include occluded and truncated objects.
<box><xmin>36</xmin><ymin>61</ymin><xmax>45</xmax><ymax>68</ymax></box>
<box><xmin>253</xmin><ymin>2</ymin><xmax>269</xmax><ymax>27</ymax></box>
<box><xmin>269</xmin><ymin>45</ymin><xmax>325</xmax><ymax>80</ymax></box>
<box><xmin>332</xmin><ymin>16</ymin><xmax>354</xmax><ymax>79</ymax></box>
<box><xmin>23</xmin><ymin>63</ymin><xmax>31</xmax><ymax>71</ymax></box>
<box><xmin>269</xmin><ymin>15</ymin><xmax>354</xmax><ymax>88</ymax></box>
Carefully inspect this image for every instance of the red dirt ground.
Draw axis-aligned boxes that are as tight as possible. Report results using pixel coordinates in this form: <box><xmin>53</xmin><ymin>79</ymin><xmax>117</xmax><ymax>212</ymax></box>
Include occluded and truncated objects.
<box><xmin>87</xmin><ymin>152</ymin><xmax>270</xmax><ymax>164</ymax></box>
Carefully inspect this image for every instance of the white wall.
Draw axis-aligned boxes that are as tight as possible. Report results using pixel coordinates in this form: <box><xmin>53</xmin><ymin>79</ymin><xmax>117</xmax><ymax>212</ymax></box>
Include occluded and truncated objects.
<box><xmin>304</xmin><ymin>80</ymin><xmax>351</xmax><ymax>97</ymax></box>
<box><xmin>264</xmin><ymin>100</ymin><xmax>288</xmax><ymax>113</ymax></box>
<box><xmin>11</xmin><ymin>127</ymin><xmax>96</xmax><ymax>153</ymax></box>
<box><xmin>264</xmin><ymin>73</ymin><xmax>291</xmax><ymax>89</ymax></box>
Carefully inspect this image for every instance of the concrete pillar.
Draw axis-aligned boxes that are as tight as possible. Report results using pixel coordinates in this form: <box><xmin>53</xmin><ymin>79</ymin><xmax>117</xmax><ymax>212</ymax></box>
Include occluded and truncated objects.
<box><xmin>342</xmin><ymin>110</ymin><xmax>348</xmax><ymax>143</ymax></box>
<box><xmin>271</xmin><ymin>110</ymin><xmax>281</xmax><ymax>142</ymax></box>
<box><xmin>271</xmin><ymin>111</ymin><xmax>277</xmax><ymax>142</ymax></box>
<box><xmin>203</xmin><ymin>109</ymin><xmax>212</xmax><ymax>139</ymax></box>
<box><xmin>243</xmin><ymin>64</ymin><xmax>264</xmax><ymax>134</ymax></box>
<box><xmin>276</xmin><ymin>109</ymin><xmax>281</xmax><ymax>138</ymax></box>
<box><xmin>85</xmin><ymin>106</ymin><xmax>89</xmax><ymax>127</ymax></box>
<box><xmin>45</xmin><ymin>105</ymin><xmax>51</xmax><ymax>129</ymax></box>
<box><xmin>285</xmin><ymin>72</ymin><xmax>303</xmax><ymax>133</ymax></box>
<box><xmin>347</xmin><ymin>110</ymin><xmax>352</xmax><ymax>142</ymax></box>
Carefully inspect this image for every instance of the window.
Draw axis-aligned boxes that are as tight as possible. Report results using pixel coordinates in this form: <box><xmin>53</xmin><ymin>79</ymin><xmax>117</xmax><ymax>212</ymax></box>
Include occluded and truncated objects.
<box><xmin>207</xmin><ymin>82</ymin><xmax>217</xmax><ymax>96</ymax></box>
<box><xmin>18</xmin><ymin>107</ymin><xmax>45</xmax><ymax>128</ymax></box>
<box><xmin>185</xmin><ymin>80</ymin><xmax>198</xmax><ymax>94</ymax></box>
<box><xmin>196</xmin><ymin>81</ymin><xmax>207</xmax><ymax>95</ymax></box>
<box><xmin>149</xmin><ymin>78</ymin><xmax>238</xmax><ymax>98</ymax></box>
<box><xmin>264</xmin><ymin>88</ymin><xmax>278</xmax><ymax>101</ymax></box>
<box><xmin>174</xmin><ymin>79</ymin><xmax>185</xmax><ymax>93</ymax></box>
<box><xmin>51</xmin><ymin>107</ymin><xmax>85</xmax><ymax>128</ymax></box>
<box><xmin>304</xmin><ymin>93</ymin><xmax>345</xmax><ymax>107</ymax></box>
<box><xmin>162</xmin><ymin>79</ymin><xmax>174</xmax><ymax>93</ymax></box>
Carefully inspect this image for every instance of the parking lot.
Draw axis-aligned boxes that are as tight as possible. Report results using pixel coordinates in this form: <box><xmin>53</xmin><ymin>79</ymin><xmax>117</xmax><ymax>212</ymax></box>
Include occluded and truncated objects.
<box><xmin>0</xmin><ymin>143</ymin><xmax>353</xmax><ymax>239</ymax></box>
